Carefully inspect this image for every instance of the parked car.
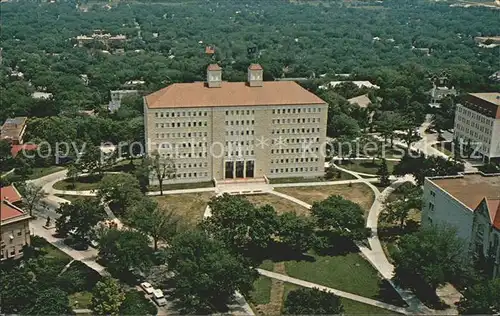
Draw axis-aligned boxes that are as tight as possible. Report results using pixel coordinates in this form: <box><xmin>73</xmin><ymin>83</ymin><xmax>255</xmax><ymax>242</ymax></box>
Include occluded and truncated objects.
<box><xmin>152</xmin><ymin>289</ymin><xmax>167</xmax><ymax>307</ymax></box>
<box><xmin>140</xmin><ymin>282</ymin><xmax>155</xmax><ymax>295</ymax></box>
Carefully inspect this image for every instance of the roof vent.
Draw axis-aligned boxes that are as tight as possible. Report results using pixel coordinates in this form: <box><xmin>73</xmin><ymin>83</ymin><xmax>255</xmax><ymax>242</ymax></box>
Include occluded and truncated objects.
<box><xmin>207</xmin><ymin>64</ymin><xmax>222</xmax><ymax>88</ymax></box>
<box><xmin>248</xmin><ymin>64</ymin><xmax>263</xmax><ymax>87</ymax></box>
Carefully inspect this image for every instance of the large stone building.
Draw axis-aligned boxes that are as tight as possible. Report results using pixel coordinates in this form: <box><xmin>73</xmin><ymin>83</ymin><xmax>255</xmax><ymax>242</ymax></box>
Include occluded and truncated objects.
<box><xmin>453</xmin><ymin>92</ymin><xmax>500</xmax><ymax>162</ymax></box>
<box><xmin>144</xmin><ymin>64</ymin><xmax>328</xmax><ymax>184</ymax></box>
<box><xmin>421</xmin><ymin>173</ymin><xmax>500</xmax><ymax>277</ymax></box>
<box><xmin>1</xmin><ymin>185</ymin><xmax>31</xmax><ymax>261</ymax></box>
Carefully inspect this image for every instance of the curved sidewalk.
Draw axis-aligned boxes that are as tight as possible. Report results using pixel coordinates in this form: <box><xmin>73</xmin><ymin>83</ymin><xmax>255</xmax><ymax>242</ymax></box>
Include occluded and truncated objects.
<box><xmin>258</xmin><ymin>269</ymin><xmax>411</xmax><ymax>315</ymax></box>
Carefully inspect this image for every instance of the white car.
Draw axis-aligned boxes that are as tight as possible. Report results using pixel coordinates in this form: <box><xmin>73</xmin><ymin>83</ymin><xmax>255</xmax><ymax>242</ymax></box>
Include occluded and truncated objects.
<box><xmin>140</xmin><ymin>282</ymin><xmax>154</xmax><ymax>295</ymax></box>
<box><xmin>152</xmin><ymin>289</ymin><xmax>167</xmax><ymax>307</ymax></box>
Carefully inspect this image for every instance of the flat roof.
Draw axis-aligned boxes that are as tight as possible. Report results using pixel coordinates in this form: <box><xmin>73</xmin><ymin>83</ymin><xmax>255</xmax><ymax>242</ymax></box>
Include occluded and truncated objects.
<box><xmin>469</xmin><ymin>92</ymin><xmax>500</xmax><ymax>106</ymax></box>
<box><xmin>145</xmin><ymin>81</ymin><xmax>326</xmax><ymax>109</ymax></box>
<box><xmin>429</xmin><ymin>174</ymin><xmax>500</xmax><ymax>210</ymax></box>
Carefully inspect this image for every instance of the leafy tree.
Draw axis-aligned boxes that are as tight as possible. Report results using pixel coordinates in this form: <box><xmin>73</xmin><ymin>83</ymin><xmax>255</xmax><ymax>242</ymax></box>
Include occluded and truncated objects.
<box><xmin>393</xmin><ymin>152</ymin><xmax>464</xmax><ymax>185</ymax></box>
<box><xmin>311</xmin><ymin>195</ymin><xmax>370</xmax><ymax>241</ymax></box>
<box><xmin>167</xmin><ymin>230</ymin><xmax>258</xmax><ymax>314</ymax></box>
<box><xmin>327</xmin><ymin>113</ymin><xmax>360</xmax><ymax>138</ymax></box>
<box><xmin>55</xmin><ymin>199</ymin><xmax>106</xmax><ymax>245</ymax></box>
<box><xmin>284</xmin><ymin>287</ymin><xmax>344</xmax><ymax>315</ymax></box>
<box><xmin>27</xmin><ymin>288</ymin><xmax>73</xmax><ymax>315</ymax></box>
<box><xmin>392</xmin><ymin>226</ymin><xmax>468</xmax><ymax>292</ymax></box>
<box><xmin>377</xmin><ymin>158</ymin><xmax>391</xmax><ymax>186</ymax></box>
<box><xmin>0</xmin><ymin>267</ymin><xmax>38</xmax><ymax>314</ymax></box>
<box><xmin>0</xmin><ymin>139</ymin><xmax>12</xmax><ymax>168</ymax></box>
<box><xmin>79</xmin><ymin>143</ymin><xmax>107</xmax><ymax>176</ymax></box>
<box><xmin>119</xmin><ymin>291</ymin><xmax>157</xmax><ymax>316</ymax></box>
<box><xmin>149</xmin><ymin>151</ymin><xmax>176</xmax><ymax>196</ymax></box>
<box><xmin>66</xmin><ymin>163</ymin><xmax>80</xmax><ymax>189</ymax></box>
<box><xmin>97</xmin><ymin>173</ymin><xmax>142</xmax><ymax>215</ymax></box>
<box><xmin>91</xmin><ymin>277</ymin><xmax>125</xmax><ymax>316</ymax></box>
<box><xmin>203</xmin><ymin>194</ymin><xmax>279</xmax><ymax>256</ymax></box>
<box><xmin>381</xmin><ymin>183</ymin><xmax>422</xmax><ymax>229</ymax></box>
<box><xmin>98</xmin><ymin>229</ymin><xmax>153</xmax><ymax>275</ymax></box>
<box><xmin>133</xmin><ymin>157</ymin><xmax>151</xmax><ymax>193</ymax></box>
<box><xmin>126</xmin><ymin>197</ymin><xmax>179</xmax><ymax>250</ymax></box>
<box><xmin>457</xmin><ymin>279</ymin><xmax>500</xmax><ymax>315</ymax></box>
<box><xmin>375</xmin><ymin>111</ymin><xmax>404</xmax><ymax>147</ymax></box>
<box><xmin>19</xmin><ymin>182</ymin><xmax>48</xmax><ymax>217</ymax></box>
<box><xmin>278</xmin><ymin>212</ymin><xmax>315</xmax><ymax>253</ymax></box>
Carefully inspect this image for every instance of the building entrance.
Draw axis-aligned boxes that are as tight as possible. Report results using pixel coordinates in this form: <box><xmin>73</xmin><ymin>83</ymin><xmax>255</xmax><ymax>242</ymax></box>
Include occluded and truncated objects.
<box><xmin>224</xmin><ymin>160</ymin><xmax>255</xmax><ymax>179</ymax></box>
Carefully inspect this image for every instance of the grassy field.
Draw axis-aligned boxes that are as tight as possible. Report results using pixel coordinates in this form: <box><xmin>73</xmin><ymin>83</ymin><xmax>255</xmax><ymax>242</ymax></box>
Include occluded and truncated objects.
<box><xmin>53</xmin><ymin>175</ymin><xmax>102</xmax><ymax>191</ymax></box>
<box><xmin>432</xmin><ymin>141</ymin><xmax>454</xmax><ymax>157</ymax></box>
<box><xmin>284</xmin><ymin>251</ymin><xmax>404</xmax><ymax>305</ymax></box>
<box><xmin>245</xmin><ymin>194</ymin><xmax>310</xmax><ymax>216</ymax></box>
<box><xmin>339</xmin><ymin>159</ymin><xmax>397</xmax><ymax>175</ymax></box>
<box><xmin>26</xmin><ymin>166</ymin><xmax>65</xmax><ymax>180</ymax></box>
<box><xmin>54</xmin><ymin>194</ymin><xmax>98</xmax><ymax>204</ymax></box>
<box><xmin>275</xmin><ymin>183</ymin><xmax>374</xmax><ymax>214</ymax></box>
<box><xmin>249</xmin><ymin>276</ymin><xmax>273</xmax><ymax>305</ymax></box>
<box><xmin>69</xmin><ymin>291</ymin><xmax>93</xmax><ymax>309</ymax></box>
<box><xmin>154</xmin><ymin>192</ymin><xmax>215</xmax><ymax>227</ymax></box>
<box><xmin>148</xmin><ymin>181</ymin><xmax>214</xmax><ymax>192</ymax></box>
<box><xmin>282</xmin><ymin>282</ymin><xmax>401</xmax><ymax>315</ymax></box>
<box><xmin>269</xmin><ymin>170</ymin><xmax>355</xmax><ymax>184</ymax></box>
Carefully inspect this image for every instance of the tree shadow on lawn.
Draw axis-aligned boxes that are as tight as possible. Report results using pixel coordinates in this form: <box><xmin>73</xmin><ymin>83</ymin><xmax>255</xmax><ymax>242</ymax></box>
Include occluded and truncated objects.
<box><xmin>376</xmin><ymin>279</ymin><xmax>408</xmax><ymax>307</ymax></box>
<box><xmin>378</xmin><ymin>220</ymin><xmax>420</xmax><ymax>243</ymax></box>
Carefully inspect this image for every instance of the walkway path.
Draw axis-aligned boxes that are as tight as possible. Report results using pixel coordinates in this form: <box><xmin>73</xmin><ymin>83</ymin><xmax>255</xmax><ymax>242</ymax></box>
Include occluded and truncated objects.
<box><xmin>258</xmin><ymin>269</ymin><xmax>411</xmax><ymax>315</ymax></box>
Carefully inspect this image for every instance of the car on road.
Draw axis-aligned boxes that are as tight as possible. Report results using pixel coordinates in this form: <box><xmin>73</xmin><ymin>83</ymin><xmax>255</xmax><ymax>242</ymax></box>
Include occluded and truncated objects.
<box><xmin>152</xmin><ymin>289</ymin><xmax>167</xmax><ymax>306</ymax></box>
<box><xmin>140</xmin><ymin>282</ymin><xmax>155</xmax><ymax>295</ymax></box>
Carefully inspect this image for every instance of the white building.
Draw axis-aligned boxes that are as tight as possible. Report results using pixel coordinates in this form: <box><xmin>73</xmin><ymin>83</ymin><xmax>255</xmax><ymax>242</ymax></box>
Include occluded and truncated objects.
<box><xmin>108</xmin><ymin>90</ymin><xmax>139</xmax><ymax>112</ymax></box>
<box><xmin>319</xmin><ymin>80</ymin><xmax>380</xmax><ymax>90</ymax></box>
<box><xmin>422</xmin><ymin>173</ymin><xmax>500</xmax><ymax>277</ymax></box>
<box><xmin>144</xmin><ymin>64</ymin><xmax>328</xmax><ymax>184</ymax></box>
<box><xmin>453</xmin><ymin>93</ymin><xmax>500</xmax><ymax>162</ymax></box>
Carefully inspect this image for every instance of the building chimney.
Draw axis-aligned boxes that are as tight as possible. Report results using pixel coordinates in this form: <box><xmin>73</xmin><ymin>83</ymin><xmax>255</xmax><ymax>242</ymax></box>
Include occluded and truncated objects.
<box><xmin>207</xmin><ymin>64</ymin><xmax>222</xmax><ymax>88</ymax></box>
<box><xmin>248</xmin><ymin>64</ymin><xmax>263</xmax><ymax>87</ymax></box>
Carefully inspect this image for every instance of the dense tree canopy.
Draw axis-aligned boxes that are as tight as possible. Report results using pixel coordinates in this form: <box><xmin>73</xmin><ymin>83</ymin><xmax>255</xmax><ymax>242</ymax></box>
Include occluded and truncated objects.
<box><xmin>1</xmin><ymin>0</ymin><xmax>499</xmax><ymax>123</ymax></box>
<box><xmin>167</xmin><ymin>229</ymin><xmax>258</xmax><ymax>314</ymax></box>
<box><xmin>284</xmin><ymin>287</ymin><xmax>344</xmax><ymax>315</ymax></box>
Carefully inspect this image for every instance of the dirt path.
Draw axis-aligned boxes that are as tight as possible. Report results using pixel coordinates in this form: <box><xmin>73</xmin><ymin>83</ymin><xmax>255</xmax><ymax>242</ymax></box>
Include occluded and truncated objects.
<box><xmin>254</xmin><ymin>262</ymin><xmax>286</xmax><ymax>315</ymax></box>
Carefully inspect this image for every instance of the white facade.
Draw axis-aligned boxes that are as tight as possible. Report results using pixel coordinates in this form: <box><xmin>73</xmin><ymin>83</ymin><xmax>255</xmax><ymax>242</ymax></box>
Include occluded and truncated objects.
<box><xmin>453</xmin><ymin>93</ymin><xmax>500</xmax><ymax>159</ymax></box>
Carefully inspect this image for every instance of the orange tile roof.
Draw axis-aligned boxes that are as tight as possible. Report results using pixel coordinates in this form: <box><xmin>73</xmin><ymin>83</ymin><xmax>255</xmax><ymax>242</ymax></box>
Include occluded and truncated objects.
<box><xmin>1</xmin><ymin>200</ymin><xmax>25</xmax><ymax>221</ymax></box>
<box><xmin>431</xmin><ymin>174</ymin><xmax>500</xmax><ymax>210</ymax></box>
<box><xmin>11</xmin><ymin>144</ymin><xmax>38</xmax><ymax>157</ymax></box>
<box><xmin>486</xmin><ymin>199</ymin><xmax>500</xmax><ymax>230</ymax></box>
<box><xmin>207</xmin><ymin>64</ymin><xmax>221</xmax><ymax>71</ymax></box>
<box><xmin>145</xmin><ymin>81</ymin><xmax>326</xmax><ymax>109</ymax></box>
<box><xmin>249</xmin><ymin>63</ymin><xmax>263</xmax><ymax>70</ymax></box>
<box><xmin>1</xmin><ymin>185</ymin><xmax>22</xmax><ymax>203</ymax></box>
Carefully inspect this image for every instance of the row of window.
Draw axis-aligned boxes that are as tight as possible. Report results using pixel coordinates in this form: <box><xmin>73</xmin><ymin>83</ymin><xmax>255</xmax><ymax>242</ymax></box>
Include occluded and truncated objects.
<box><xmin>155</xmin><ymin>110</ymin><xmax>208</xmax><ymax>118</ymax></box>
<box><xmin>175</xmin><ymin>172</ymin><xmax>209</xmax><ymax>178</ymax></box>
<box><xmin>461</xmin><ymin>102</ymin><xmax>496</xmax><ymax>122</ymax></box>
<box><xmin>155</xmin><ymin>132</ymin><xmax>208</xmax><ymax>139</ymax></box>
<box><xmin>155</xmin><ymin>121</ymin><xmax>208</xmax><ymax>128</ymax></box>
<box><xmin>456</xmin><ymin>116</ymin><xmax>493</xmax><ymax>135</ymax></box>
<box><xmin>455</xmin><ymin>127</ymin><xmax>491</xmax><ymax>146</ymax></box>
<box><xmin>272</xmin><ymin>118</ymin><xmax>321</xmax><ymax>124</ymax></box>
<box><xmin>270</xmin><ymin>166</ymin><xmax>319</xmax><ymax>174</ymax></box>
<box><xmin>225</xmin><ymin>109</ymin><xmax>255</xmax><ymax>116</ymax></box>
<box><xmin>271</xmin><ymin>137</ymin><xmax>320</xmax><ymax>144</ymax></box>
<box><xmin>271</xmin><ymin>147</ymin><xmax>321</xmax><ymax>154</ymax></box>
<box><xmin>271</xmin><ymin>157</ymin><xmax>320</xmax><ymax>164</ymax></box>
<box><xmin>273</xmin><ymin>127</ymin><xmax>321</xmax><ymax>134</ymax></box>
<box><xmin>225</xmin><ymin>130</ymin><xmax>256</xmax><ymax>136</ymax></box>
<box><xmin>272</xmin><ymin>107</ymin><xmax>322</xmax><ymax>114</ymax></box>
<box><xmin>176</xmin><ymin>162</ymin><xmax>209</xmax><ymax>169</ymax></box>
<box><xmin>225</xmin><ymin>120</ymin><xmax>255</xmax><ymax>126</ymax></box>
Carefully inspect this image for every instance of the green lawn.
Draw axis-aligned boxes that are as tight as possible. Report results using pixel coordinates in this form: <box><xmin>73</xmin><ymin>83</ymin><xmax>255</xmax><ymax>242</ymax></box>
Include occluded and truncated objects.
<box><xmin>53</xmin><ymin>175</ymin><xmax>103</xmax><ymax>191</ymax></box>
<box><xmin>54</xmin><ymin>194</ymin><xmax>99</xmax><ymax>204</ymax></box>
<box><xmin>69</xmin><ymin>291</ymin><xmax>93</xmax><ymax>309</ymax></box>
<box><xmin>148</xmin><ymin>181</ymin><xmax>214</xmax><ymax>192</ymax></box>
<box><xmin>31</xmin><ymin>236</ymin><xmax>72</xmax><ymax>263</ymax></box>
<box><xmin>26</xmin><ymin>166</ymin><xmax>65</xmax><ymax>180</ymax></box>
<box><xmin>283</xmin><ymin>251</ymin><xmax>405</xmax><ymax>306</ymax></box>
<box><xmin>269</xmin><ymin>171</ymin><xmax>355</xmax><ymax>184</ymax></box>
<box><xmin>283</xmin><ymin>283</ymin><xmax>401</xmax><ymax>315</ymax></box>
<box><xmin>340</xmin><ymin>159</ymin><xmax>396</xmax><ymax>175</ymax></box>
<box><xmin>249</xmin><ymin>276</ymin><xmax>272</xmax><ymax>305</ymax></box>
